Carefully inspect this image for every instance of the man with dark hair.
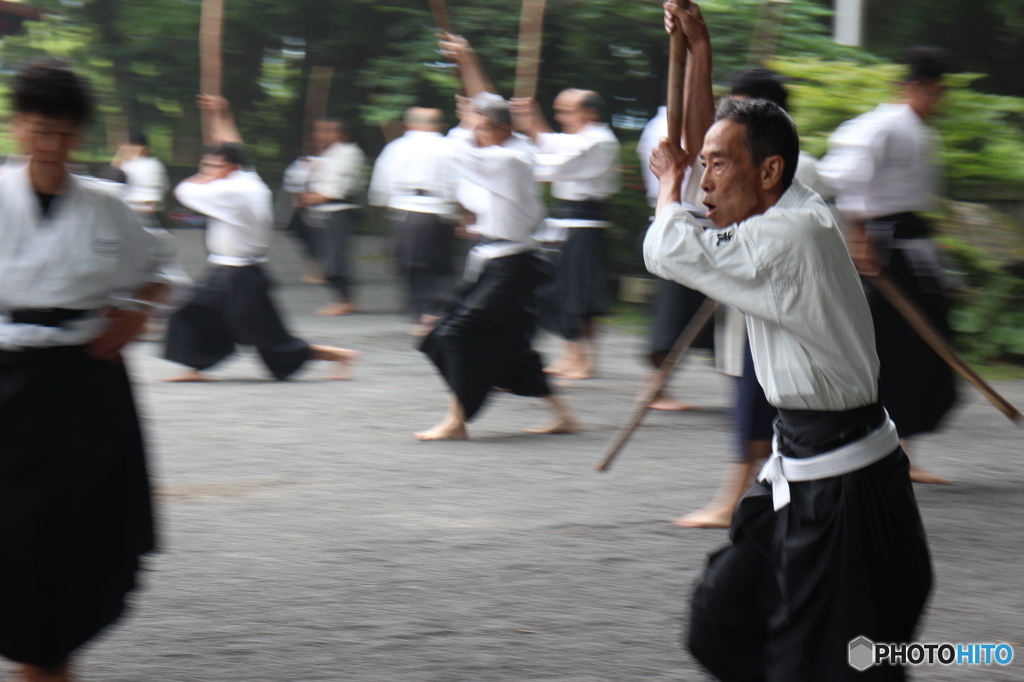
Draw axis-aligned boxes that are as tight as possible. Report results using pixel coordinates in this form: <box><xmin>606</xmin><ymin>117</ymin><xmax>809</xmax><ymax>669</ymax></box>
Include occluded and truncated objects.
<box><xmin>0</xmin><ymin>58</ymin><xmax>178</xmax><ymax>682</ymax></box>
<box><xmin>300</xmin><ymin>117</ymin><xmax>367</xmax><ymax>316</ymax></box>
<box><xmin>414</xmin><ymin>35</ymin><xmax>578</xmax><ymax>441</ymax></box>
<box><xmin>510</xmin><ymin>88</ymin><xmax>621</xmax><ymax>380</ymax></box>
<box><xmin>648</xmin><ymin>4</ymin><xmax>932</xmax><ymax>679</ymax></box>
<box><xmin>676</xmin><ymin>66</ymin><xmax>831</xmax><ymax>529</ymax></box>
<box><xmin>164</xmin><ymin>95</ymin><xmax>358</xmax><ymax>382</ymax></box>
<box><xmin>369</xmin><ymin>107</ymin><xmax>459</xmax><ymax>336</ymax></box>
<box><xmin>820</xmin><ymin>46</ymin><xmax>957</xmax><ymax>484</ymax></box>
<box><xmin>112</xmin><ymin>126</ymin><xmax>170</xmax><ymax>215</ymax></box>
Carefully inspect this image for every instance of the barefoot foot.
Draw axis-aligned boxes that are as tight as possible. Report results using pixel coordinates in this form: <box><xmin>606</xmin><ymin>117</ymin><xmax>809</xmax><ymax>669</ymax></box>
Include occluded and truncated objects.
<box><xmin>414</xmin><ymin>421</ymin><xmax>468</xmax><ymax>441</ymax></box>
<box><xmin>326</xmin><ymin>349</ymin><xmax>360</xmax><ymax>380</ymax></box>
<box><xmin>315</xmin><ymin>302</ymin><xmax>358</xmax><ymax>316</ymax></box>
<box><xmin>671</xmin><ymin>504</ymin><xmax>735</xmax><ymax>529</ymax></box>
<box><xmin>524</xmin><ymin>415</ymin><xmax>581</xmax><ymax>435</ymax></box>
<box><xmin>163</xmin><ymin>370</ymin><xmax>212</xmax><ymax>383</ymax></box>
<box><xmin>909</xmin><ymin>466</ymin><xmax>951</xmax><ymax>484</ymax></box>
<box><xmin>648</xmin><ymin>394</ymin><xmax>698</xmax><ymax>411</ymax></box>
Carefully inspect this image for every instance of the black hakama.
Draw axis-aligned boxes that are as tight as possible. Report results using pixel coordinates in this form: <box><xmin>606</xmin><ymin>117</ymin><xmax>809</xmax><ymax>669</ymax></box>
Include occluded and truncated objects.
<box><xmin>865</xmin><ymin>213</ymin><xmax>956</xmax><ymax>437</ymax></box>
<box><xmin>0</xmin><ymin>338</ymin><xmax>155</xmax><ymax>668</ymax></box>
<box><xmin>287</xmin><ymin>208</ymin><xmax>317</xmax><ymax>261</ymax></box>
<box><xmin>420</xmin><ymin>251</ymin><xmax>554</xmax><ymax>420</ymax></box>
<box><xmin>392</xmin><ymin>210</ymin><xmax>456</xmax><ymax>319</ymax></box>
<box><xmin>165</xmin><ymin>264</ymin><xmax>310</xmax><ymax>380</ymax></box>
<box><xmin>312</xmin><ymin>209</ymin><xmax>359</xmax><ymax>301</ymax></box>
<box><xmin>553</xmin><ymin>201</ymin><xmax>609</xmax><ymax>341</ymax></box>
<box><xmin>688</xmin><ymin>401</ymin><xmax>932</xmax><ymax>681</ymax></box>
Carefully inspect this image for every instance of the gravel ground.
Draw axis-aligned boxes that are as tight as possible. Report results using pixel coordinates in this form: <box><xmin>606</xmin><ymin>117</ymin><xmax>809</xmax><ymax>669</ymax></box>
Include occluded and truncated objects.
<box><xmin>20</xmin><ymin>230</ymin><xmax>1022</xmax><ymax>681</ymax></box>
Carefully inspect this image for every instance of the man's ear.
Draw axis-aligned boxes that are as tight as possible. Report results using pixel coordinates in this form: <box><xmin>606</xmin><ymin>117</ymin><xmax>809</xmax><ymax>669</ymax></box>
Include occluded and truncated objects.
<box><xmin>760</xmin><ymin>155</ymin><xmax>785</xmax><ymax>191</ymax></box>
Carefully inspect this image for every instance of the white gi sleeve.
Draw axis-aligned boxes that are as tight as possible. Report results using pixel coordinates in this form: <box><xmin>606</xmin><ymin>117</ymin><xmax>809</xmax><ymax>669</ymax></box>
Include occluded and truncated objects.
<box><xmin>818</xmin><ymin>118</ymin><xmax>886</xmax><ymax>217</ymax></box>
<box><xmin>643</xmin><ymin>203</ymin><xmax>781</xmax><ymax>323</ymax></box>
<box><xmin>532</xmin><ymin>135</ymin><xmax>619</xmax><ymax>184</ymax></box>
<box><xmin>105</xmin><ymin>193</ymin><xmax>190</xmax><ymax>306</ymax></box>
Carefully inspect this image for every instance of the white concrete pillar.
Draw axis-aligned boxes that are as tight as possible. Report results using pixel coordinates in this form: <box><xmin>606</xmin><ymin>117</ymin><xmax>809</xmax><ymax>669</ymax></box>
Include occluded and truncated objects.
<box><xmin>834</xmin><ymin>0</ymin><xmax>864</xmax><ymax>47</ymax></box>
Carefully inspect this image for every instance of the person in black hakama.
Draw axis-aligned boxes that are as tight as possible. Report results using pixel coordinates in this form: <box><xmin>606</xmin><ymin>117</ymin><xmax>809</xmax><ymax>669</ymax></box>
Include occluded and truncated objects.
<box><xmin>164</xmin><ymin>95</ymin><xmax>358</xmax><ymax>382</ymax></box>
<box><xmin>414</xmin><ymin>36</ymin><xmax>578</xmax><ymax>441</ymax></box>
<box><xmin>647</xmin><ymin>4</ymin><xmax>932</xmax><ymax>679</ymax></box>
<box><xmin>368</xmin><ymin>107</ymin><xmax>459</xmax><ymax>336</ymax></box>
<box><xmin>821</xmin><ymin>48</ymin><xmax>959</xmax><ymax>484</ymax></box>
<box><xmin>510</xmin><ymin>90</ymin><xmax>621</xmax><ymax>380</ymax></box>
<box><xmin>0</xmin><ymin>59</ymin><xmax>180</xmax><ymax>682</ymax></box>
<box><xmin>300</xmin><ymin>119</ymin><xmax>367</xmax><ymax>316</ymax></box>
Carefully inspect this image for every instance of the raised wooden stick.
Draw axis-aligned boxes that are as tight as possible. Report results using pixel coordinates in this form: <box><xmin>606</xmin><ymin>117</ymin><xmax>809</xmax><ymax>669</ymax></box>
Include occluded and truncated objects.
<box><xmin>427</xmin><ymin>0</ymin><xmax>454</xmax><ymax>33</ymax></box>
<box><xmin>665</xmin><ymin>0</ymin><xmax>691</xmax><ymax>145</ymax></box>
<box><xmin>303</xmin><ymin>65</ymin><xmax>334</xmax><ymax>153</ymax></box>
<box><xmin>868</xmin><ymin>274</ymin><xmax>1022</xmax><ymax>426</ymax></box>
<box><xmin>596</xmin><ymin>298</ymin><xmax>719</xmax><ymax>472</ymax></box>
<box><xmin>199</xmin><ymin>0</ymin><xmax>225</xmax><ymax>145</ymax></box>
<box><xmin>514</xmin><ymin>0</ymin><xmax>548</xmax><ymax>100</ymax></box>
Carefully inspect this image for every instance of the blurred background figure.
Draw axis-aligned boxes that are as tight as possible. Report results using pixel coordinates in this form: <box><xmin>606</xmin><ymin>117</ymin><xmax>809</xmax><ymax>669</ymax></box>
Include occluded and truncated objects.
<box><xmin>300</xmin><ymin>118</ymin><xmax>367</xmax><ymax>316</ymax></box>
<box><xmin>112</xmin><ymin>127</ymin><xmax>169</xmax><ymax>217</ymax></box>
<box><xmin>369</xmin><ymin>106</ymin><xmax>458</xmax><ymax>336</ymax></box>
<box><xmin>820</xmin><ymin>47</ymin><xmax>958</xmax><ymax>484</ymax></box>
<box><xmin>163</xmin><ymin>95</ymin><xmax>358</xmax><ymax>382</ymax></box>
<box><xmin>512</xmin><ymin>89</ymin><xmax>620</xmax><ymax>381</ymax></box>
<box><xmin>282</xmin><ymin>152</ymin><xmax>324</xmax><ymax>284</ymax></box>
<box><xmin>416</xmin><ymin>35</ymin><xmax>577</xmax><ymax>441</ymax></box>
<box><xmin>0</xmin><ymin>58</ymin><xmax>176</xmax><ymax>682</ymax></box>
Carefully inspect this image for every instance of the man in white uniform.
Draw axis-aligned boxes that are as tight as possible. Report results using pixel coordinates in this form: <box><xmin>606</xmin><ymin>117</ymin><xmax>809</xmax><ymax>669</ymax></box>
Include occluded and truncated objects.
<box><xmin>113</xmin><ymin>128</ymin><xmax>170</xmax><ymax>214</ymax></box>
<box><xmin>369</xmin><ymin>107</ymin><xmax>459</xmax><ymax>335</ymax></box>
<box><xmin>647</xmin><ymin>5</ymin><xmax>931</xmax><ymax>679</ymax></box>
<box><xmin>511</xmin><ymin>90</ymin><xmax>621</xmax><ymax>380</ymax></box>
<box><xmin>820</xmin><ymin>48</ymin><xmax>957</xmax><ymax>484</ymax></box>
<box><xmin>415</xmin><ymin>36</ymin><xmax>578</xmax><ymax>441</ymax></box>
<box><xmin>0</xmin><ymin>59</ymin><xmax>179</xmax><ymax>682</ymax></box>
<box><xmin>164</xmin><ymin>96</ymin><xmax>358</xmax><ymax>382</ymax></box>
<box><xmin>300</xmin><ymin>118</ymin><xmax>367</xmax><ymax>316</ymax></box>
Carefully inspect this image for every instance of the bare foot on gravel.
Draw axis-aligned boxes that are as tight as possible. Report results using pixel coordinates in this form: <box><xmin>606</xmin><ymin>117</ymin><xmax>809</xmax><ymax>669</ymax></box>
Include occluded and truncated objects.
<box><xmin>909</xmin><ymin>466</ymin><xmax>951</xmax><ymax>484</ymax></box>
<box><xmin>524</xmin><ymin>415</ymin><xmax>581</xmax><ymax>435</ymax></box>
<box><xmin>415</xmin><ymin>420</ymin><xmax>469</xmax><ymax>441</ymax></box>
<box><xmin>315</xmin><ymin>302</ymin><xmax>358</xmax><ymax>316</ymax></box>
<box><xmin>649</xmin><ymin>393</ymin><xmax>698</xmax><ymax>411</ymax></box>
<box><xmin>671</xmin><ymin>504</ymin><xmax>734</xmax><ymax>529</ymax></box>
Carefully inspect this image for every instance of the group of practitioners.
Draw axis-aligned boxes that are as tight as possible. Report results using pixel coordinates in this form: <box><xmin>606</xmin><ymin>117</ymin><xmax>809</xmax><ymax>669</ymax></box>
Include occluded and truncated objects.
<box><xmin>0</xmin><ymin>0</ymin><xmax>962</xmax><ymax>676</ymax></box>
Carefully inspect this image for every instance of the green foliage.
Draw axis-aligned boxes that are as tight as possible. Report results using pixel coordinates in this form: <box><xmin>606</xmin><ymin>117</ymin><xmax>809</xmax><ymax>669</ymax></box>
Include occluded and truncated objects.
<box><xmin>937</xmin><ymin>237</ymin><xmax>1024</xmax><ymax>363</ymax></box>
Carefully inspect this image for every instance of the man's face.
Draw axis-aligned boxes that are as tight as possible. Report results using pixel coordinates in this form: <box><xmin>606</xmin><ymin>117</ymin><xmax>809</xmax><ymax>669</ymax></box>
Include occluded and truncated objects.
<box><xmin>553</xmin><ymin>91</ymin><xmax>590</xmax><ymax>134</ymax></box>
<box><xmin>699</xmin><ymin>119</ymin><xmax>763</xmax><ymax>229</ymax></box>
<box><xmin>907</xmin><ymin>79</ymin><xmax>947</xmax><ymax>120</ymax></box>
<box><xmin>15</xmin><ymin>113</ymin><xmax>81</xmax><ymax>167</ymax></box>
<box><xmin>199</xmin><ymin>155</ymin><xmax>237</xmax><ymax>180</ymax></box>
<box><xmin>312</xmin><ymin>121</ymin><xmax>342</xmax><ymax>152</ymax></box>
<box><xmin>473</xmin><ymin>117</ymin><xmax>510</xmax><ymax>148</ymax></box>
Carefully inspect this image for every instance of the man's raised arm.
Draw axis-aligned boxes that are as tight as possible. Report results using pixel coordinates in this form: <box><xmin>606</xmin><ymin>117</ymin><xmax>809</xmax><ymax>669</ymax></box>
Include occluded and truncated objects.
<box><xmin>439</xmin><ymin>34</ymin><xmax>496</xmax><ymax>99</ymax></box>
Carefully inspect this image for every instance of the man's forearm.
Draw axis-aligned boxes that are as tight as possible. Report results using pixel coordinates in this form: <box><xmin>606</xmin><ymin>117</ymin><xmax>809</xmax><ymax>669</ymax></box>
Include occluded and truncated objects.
<box><xmin>656</xmin><ymin>172</ymin><xmax>683</xmax><ymax>216</ymax></box>
<box><xmin>683</xmin><ymin>39</ymin><xmax>714</xmax><ymax>158</ymax></box>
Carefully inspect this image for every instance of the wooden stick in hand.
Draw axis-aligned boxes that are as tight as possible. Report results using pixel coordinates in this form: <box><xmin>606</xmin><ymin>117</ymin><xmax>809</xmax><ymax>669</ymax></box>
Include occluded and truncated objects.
<box><xmin>666</xmin><ymin>0</ymin><xmax>691</xmax><ymax>146</ymax></box>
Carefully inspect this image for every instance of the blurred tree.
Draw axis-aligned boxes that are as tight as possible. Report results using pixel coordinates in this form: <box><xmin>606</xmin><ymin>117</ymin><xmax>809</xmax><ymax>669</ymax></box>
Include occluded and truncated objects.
<box><xmin>863</xmin><ymin>0</ymin><xmax>1024</xmax><ymax>98</ymax></box>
